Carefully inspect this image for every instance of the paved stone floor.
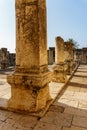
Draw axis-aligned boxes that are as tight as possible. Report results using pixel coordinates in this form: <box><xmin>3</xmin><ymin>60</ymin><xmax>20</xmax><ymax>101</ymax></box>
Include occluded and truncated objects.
<box><xmin>0</xmin><ymin>64</ymin><xmax>87</xmax><ymax>130</ymax></box>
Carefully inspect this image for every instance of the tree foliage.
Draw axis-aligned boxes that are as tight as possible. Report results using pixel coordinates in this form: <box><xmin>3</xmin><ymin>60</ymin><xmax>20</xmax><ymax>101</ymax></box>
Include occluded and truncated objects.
<box><xmin>67</xmin><ymin>38</ymin><xmax>79</xmax><ymax>49</ymax></box>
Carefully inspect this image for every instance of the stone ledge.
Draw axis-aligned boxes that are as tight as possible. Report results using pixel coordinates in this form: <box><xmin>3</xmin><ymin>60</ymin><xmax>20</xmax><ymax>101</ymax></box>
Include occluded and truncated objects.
<box><xmin>7</xmin><ymin>71</ymin><xmax>52</xmax><ymax>88</ymax></box>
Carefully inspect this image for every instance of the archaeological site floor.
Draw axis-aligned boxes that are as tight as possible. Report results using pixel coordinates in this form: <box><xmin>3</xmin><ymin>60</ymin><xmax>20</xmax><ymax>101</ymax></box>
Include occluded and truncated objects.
<box><xmin>0</xmin><ymin>64</ymin><xmax>87</xmax><ymax>130</ymax></box>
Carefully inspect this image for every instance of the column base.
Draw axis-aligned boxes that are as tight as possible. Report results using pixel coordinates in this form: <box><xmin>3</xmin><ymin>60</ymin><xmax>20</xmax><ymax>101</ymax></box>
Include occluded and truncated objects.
<box><xmin>72</xmin><ymin>61</ymin><xmax>76</xmax><ymax>70</ymax></box>
<box><xmin>52</xmin><ymin>63</ymin><xmax>67</xmax><ymax>83</ymax></box>
<box><xmin>65</xmin><ymin>60</ymin><xmax>73</xmax><ymax>75</ymax></box>
<box><xmin>7</xmin><ymin>71</ymin><xmax>52</xmax><ymax>117</ymax></box>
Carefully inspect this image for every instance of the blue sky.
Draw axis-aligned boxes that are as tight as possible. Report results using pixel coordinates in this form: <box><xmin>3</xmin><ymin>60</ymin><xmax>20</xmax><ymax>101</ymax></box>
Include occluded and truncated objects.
<box><xmin>0</xmin><ymin>0</ymin><xmax>15</xmax><ymax>52</ymax></box>
<box><xmin>0</xmin><ymin>0</ymin><xmax>87</xmax><ymax>52</ymax></box>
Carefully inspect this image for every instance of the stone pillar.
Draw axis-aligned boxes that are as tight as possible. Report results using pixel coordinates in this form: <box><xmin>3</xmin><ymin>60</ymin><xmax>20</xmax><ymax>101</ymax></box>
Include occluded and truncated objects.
<box><xmin>73</xmin><ymin>49</ymin><xmax>77</xmax><ymax>61</ymax></box>
<box><xmin>48</xmin><ymin>47</ymin><xmax>55</xmax><ymax>65</ymax></box>
<box><xmin>64</xmin><ymin>42</ymin><xmax>74</xmax><ymax>74</ymax></box>
<box><xmin>69</xmin><ymin>43</ymin><xmax>75</xmax><ymax>70</ymax></box>
<box><xmin>52</xmin><ymin>36</ymin><xmax>67</xmax><ymax>83</ymax></box>
<box><xmin>73</xmin><ymin>49</ymin><xmax>77</xmax><ymax>69</ymax></box>
<box><xmin>7</xmin><ymin>0</ymin><xmax>52</xmax><ymax>116</ymax></box>
<box><xmin>81</xmin><ymin>48</ymin><xmax>84</xmax><ymax>64</ymax></box>
<box><xmin>55</xmin><ymin>37</ymin><xmax>65</xmax><ymax>64</ymax></box>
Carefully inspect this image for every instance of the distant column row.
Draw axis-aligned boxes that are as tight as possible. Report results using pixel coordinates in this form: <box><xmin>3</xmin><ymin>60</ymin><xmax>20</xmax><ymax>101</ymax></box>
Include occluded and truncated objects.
<box><xmin>48</xmin><ymin>36</ymin><xmax>78</xmax><ymax>83</ymax></box>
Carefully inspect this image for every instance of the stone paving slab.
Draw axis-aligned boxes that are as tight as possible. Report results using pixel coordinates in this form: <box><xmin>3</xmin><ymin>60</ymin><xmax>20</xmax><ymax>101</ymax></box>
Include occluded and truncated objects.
<box><xmin>34</xmin><ymin>122</ymin><xmax>62</xmax><ymax>130</ymax></box>
<box><xmin>64</xmin><ymin>107</ymin><xmax>87</xmax><ymax>118</ymax></box>
<box><xmin>72</xmin><ymin>115</ymin><xmax>87</xmax><ymax>129</ymax></box>
<box><xmin>78</xmin><ymin>102</ymin><xmax>87</xmax><ymax>110</ymax></box>
<box><xmin>49</xmin><ymin>105</ymin><xmax>64</xmax><ymax>113</ymax></box>
<box><xmin>62</xmin><ymin>126</ymin><xmax>87</xmax><ymax>130</ymax></box>
<box><xmin>0</xmin><ymin>109</ymin><xmax>38</xmax><ymax>130</ymax></box>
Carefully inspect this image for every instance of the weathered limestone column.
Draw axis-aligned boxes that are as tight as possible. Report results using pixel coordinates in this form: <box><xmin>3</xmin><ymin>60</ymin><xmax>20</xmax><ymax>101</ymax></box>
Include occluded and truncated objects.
<box><xmin>52</xmin><ymin>36</ymin><xmax>67</xmax><ymax>83</ymax></box>
<box><xmin>73</xmin><ymin>49</ymin><xmax>77</xmax><ymax>69</ymax></box>
<box><xmin>64</xmin><ymin>42</ymin><xmax>74</xmax><ymax>74</ymax></box>
<box><xmin>7</xmin><ymin>0</ymin><xmax>52</xmax><ymax>116</ymax></box>
<box><xmin>48</xmin><ymin>47</ymin><xmax>55</xmax><ymax>65</ymax></box>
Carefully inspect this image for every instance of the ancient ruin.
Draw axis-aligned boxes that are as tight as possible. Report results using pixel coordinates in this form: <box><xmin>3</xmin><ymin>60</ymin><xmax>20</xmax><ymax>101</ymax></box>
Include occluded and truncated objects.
<box><xmin>7</xmin><ymin>0</ymin><xmax>52</xmax><ymax>116</ymax></box>
<box><xmin>0</xmin><ymin>0</ymin><xmax>87</xmax><ymax>129</ymax></box>
<box><xmin>48</xmin><ymin>47</ymin><xmax>55</xmax><ymax>65</ymax></box>
<box><xmin>48</xmin><ymin>46</ymin><xmax>87</xmax><ymax>66</ymax></box>
<box><xmin>0</xmin><ymin>48</ymin><xmax>15</xmax><ymax>70</ymax></box>
<box><xmin>75</xmin><ymin>48</ymin><xmax>87</xmax><ymax>64</ymax></box>
<box><xmin>52</xmin><ymin>36</ymin><xmax>67</xmax><ymax>82</ymax></box>
<box><xmin>64</xmin><ymin>42</ymin><xmax>74</xmax><ymax>74</ymax></box>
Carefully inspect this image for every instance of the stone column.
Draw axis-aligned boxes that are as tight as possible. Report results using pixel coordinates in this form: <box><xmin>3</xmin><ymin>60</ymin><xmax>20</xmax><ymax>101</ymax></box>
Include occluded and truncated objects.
<box><xmin>82</xmin><ymin>49</ymin><xmax>84</xmax><ymax>64</ymax></box>
<box><xmin>7</xmin><ymin>0</ymin><xmax>52</xmax><ymax>116</ymax></box>
<box><xmin>52</xmin><ymin>36</ymin><xmax>67</xmax><ymax>83</ymax></box>
<box><xmin>55</xmin><ymin>37</ymin><xmax>65</xmax><ymax>64</ymax></box>
<box><xmin>64</xmin><ymin>42</ymin><xmax>74</xmax><ymax>74</ymax></box>
<box><xmin>48</xmin><ymin>47</ymin><xmax>55</xmax><ymax>65</ymax></box>
<box><xmin>73</xmin><ymin>49</ymin><xmax>77</xmax><ymax>69</ymax></box>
